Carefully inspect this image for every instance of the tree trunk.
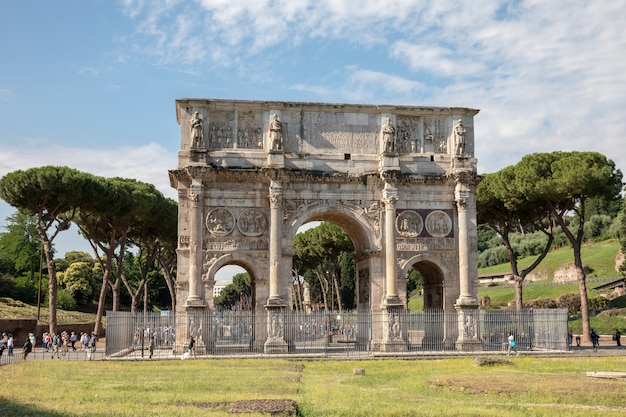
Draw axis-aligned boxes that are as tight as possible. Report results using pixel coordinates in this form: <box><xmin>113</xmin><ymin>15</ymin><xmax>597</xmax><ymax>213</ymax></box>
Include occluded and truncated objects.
<box><xmin>40</xmin><ymin>235</ymin><xmax>57</xmax><ymax>334</ymax></box>
<box><xmin>332</xmin><ymin>270</ymin><xmax>343</xmax><ymax>314</ymax></box>
<box><xmin>159</xmin><ymin>257</ymin><xmax>177</xmax><ymax>314</ymax></box>
<box><xmin>555</xmin><ymin>209</ymin><xmax>590</xmax><ymax>342</ymax></box>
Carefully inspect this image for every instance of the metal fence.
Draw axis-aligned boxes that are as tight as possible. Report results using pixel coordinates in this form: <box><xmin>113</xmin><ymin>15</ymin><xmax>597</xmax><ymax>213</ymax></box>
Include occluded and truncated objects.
<box><xmin>105</xmin><ymin>308</ymin><xmax>569</xmax><ymax>359</ymax></box>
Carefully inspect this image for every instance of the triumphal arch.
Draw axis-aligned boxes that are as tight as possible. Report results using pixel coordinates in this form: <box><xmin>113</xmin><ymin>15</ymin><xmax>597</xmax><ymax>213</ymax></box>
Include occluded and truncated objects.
<box><xmin>169</xmin><ymin>99</ymin><xmax>481</xmax><ymax>353</ymax></box>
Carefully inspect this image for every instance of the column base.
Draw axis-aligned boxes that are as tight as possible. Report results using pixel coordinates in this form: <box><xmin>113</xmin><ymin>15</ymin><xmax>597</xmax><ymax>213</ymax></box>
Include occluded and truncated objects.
<box><xmin>455</xmin><ymin>339</ymin><xmax>483</xmax><ymax>352</ymax></box>
<box><xmin>384</xmin><ymin>296</ymin><xmax>404</xmax><ymax>307</ymax></box>
<box><xmin>265</xmin><ymin>296</ymin><xmax>286</xmax><ymax>307</ymax></box>
<box><xmin>455</xmin><ymin>295</ymin><xmax>478</xmax><ymax>306</ymax></box>
<box><xmin>380</xmin><ymin>340</ymin><xmax>407</xmax><ymax>352</ymax></box>
<box><xmin>264</xmin><ymin>338</ymin><xmax>289</xmax><ymax>354</ymax></box>
<box><xmin>183</xmin><ymin>297</ymin><xmax>207</xmax><ymax>308</ymax></box>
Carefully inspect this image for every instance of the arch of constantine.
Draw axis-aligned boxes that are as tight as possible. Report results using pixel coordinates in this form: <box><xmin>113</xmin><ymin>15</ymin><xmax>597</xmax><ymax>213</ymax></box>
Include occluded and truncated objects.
<box><xmin>168</xmin><ymin>98</ymin><xmax>482</xmax><ymax>354</ymax></box>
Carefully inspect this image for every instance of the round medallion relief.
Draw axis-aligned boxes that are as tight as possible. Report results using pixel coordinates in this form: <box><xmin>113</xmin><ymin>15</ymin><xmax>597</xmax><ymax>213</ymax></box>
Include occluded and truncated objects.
<box><xmin>425</xmin><ymin>210</ymin><xmax>452</xmax><ymax>237</ymax></box>
<box><xmin>396</xmin><ymin>210</ymin><xmax>423</xmax><ymax>237</ymax></box>
<box><xmin>206</xmin><ymin>208</ymin><xmax>235</xmax><ymax>236</ymax></box>
<box><xmin>237</xmin><ymin>208</ymin><xmax>267</xmax><ymax>237</ymax></box>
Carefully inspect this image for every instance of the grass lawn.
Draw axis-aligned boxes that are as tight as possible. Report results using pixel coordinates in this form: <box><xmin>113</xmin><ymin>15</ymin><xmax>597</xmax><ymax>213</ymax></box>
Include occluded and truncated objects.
<box><xmin>477</xmin><ymin>239</ymin><xmax>621</xmax><ymax>280</ymax></box>
<box><xmin>2</xmin><ymin>357</ymin><xmax>626</xmax><ymax>416</ymax></box>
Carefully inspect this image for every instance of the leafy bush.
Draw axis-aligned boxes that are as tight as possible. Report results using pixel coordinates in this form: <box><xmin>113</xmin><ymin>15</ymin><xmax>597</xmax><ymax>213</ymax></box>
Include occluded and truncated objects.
<box><xmin>588</xmin><ymin>296</ymin><xmax>608</xmax><ymax>311</ymax></box>
<box><xmin>56</xmin><ymin>288</ymin><xmax>77</xmax><ymax>311</ymax></box>
<box><xmin>515</xmin><ymin>233</ymin><xmax>550</xmax><ymax>258</ymax></box>
<box><xmin>523</xmin><ymin>297</ymin><xmax>557</xmax><ymax>309</ymax></box>
<box><xmin>478</xmin><ymin>246</ymin><xmax>510</xmax><ymax>268</ymax></box>
<box><xmin>556</xmin><ymin>293</ymin><xmax>581</xmax><ymax>314</ymax></box>
<box><xmin>584</xmin><ymin>214</ymin><xmax>613</xmax><ymax>242</ymax></box>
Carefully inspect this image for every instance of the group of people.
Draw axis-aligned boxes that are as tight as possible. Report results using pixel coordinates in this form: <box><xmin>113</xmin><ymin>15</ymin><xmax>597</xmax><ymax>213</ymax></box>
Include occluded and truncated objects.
<box><xmin>0</xmin><ymin>332</ymin><xmax>15</xmax><ymax>357</ymax></box>
<box><xmin>568</xmin><ymin>328</ymin><xmax>622</xmax><ymax>351</ymax></box>
<box><xmin>1</xmin><ymin>330</ymin><xmax>98</xmax><ymax>361</ymax></box>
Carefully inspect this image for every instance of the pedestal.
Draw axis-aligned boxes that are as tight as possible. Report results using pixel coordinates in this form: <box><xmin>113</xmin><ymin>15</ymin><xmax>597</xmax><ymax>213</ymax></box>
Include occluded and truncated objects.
<box><xmin>267</xmin><ymin>152</ymin><xmax>284</xmax><ymax>167</ymax></box>
<box><xmin>455</xmin><ymin>304</ymin><xmax>482</xmax><ymax>352</ymax></box>
<box><xmin>380</xmin><ymin>154</ymin><xmax>399</xmax><ymax>170</ymax></box>
<box><xmin>264</xmin><ymin>304</ymin><xmax>288</xmax><ymax>354</ymax></box>
<box><xmin>380</xmin><ymin>305</ymin><xmax>407</xmax><ymax>352</ymax></box>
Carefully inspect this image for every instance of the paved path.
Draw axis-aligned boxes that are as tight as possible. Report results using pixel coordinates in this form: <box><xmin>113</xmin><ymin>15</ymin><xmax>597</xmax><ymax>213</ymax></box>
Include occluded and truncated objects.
<box><xmin>2</xmin><ymin>337</ymin><xmax>624</xmax><ymax>364</ymax></box>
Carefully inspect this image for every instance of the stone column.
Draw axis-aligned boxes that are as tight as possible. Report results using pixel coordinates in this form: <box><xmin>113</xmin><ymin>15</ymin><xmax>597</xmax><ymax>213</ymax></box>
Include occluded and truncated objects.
<box><xmin>267</xmin><ymin>177</ymin><xmax>284</xmax><ymax>305</ymax></box>
<box><xmin>454</xmin><ymin>175</ymin><xmax>481</xmax><ymax>351</ymax></box>
<box><xmin>454</xmin><ymin>180</ymin><xmax>475</xmax><ymax>306</ymax></box>
<box><xmin>382</xmin><ymin>183</ymin><xmax>401</xmax><ymax>305</ymax></box>
<box><xmin>265</xmin><ymin>173</ymin><xmax>288</xmax><ymax>353</ymax></box>
<box><xmin>185</xmin><ymin>177</ymin><xmax>206</xmax><ymax>308</ymax></box>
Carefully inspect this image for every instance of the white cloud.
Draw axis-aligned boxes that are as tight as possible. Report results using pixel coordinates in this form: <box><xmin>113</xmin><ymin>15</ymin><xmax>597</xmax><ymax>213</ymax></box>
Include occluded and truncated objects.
<box><xmin>113</xmin><ymin>0</ymin><xmax>626</xmax><ymax>176</ymax></box>
<box><xmin>0</xmin><ymin>142</ymin><xmax>177</xmax><ymax>199</ymax></box>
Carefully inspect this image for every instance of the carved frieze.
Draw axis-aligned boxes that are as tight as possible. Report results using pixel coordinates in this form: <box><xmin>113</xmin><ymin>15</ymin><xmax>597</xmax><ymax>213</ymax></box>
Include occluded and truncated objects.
<box><xmin>237</xmin><ymin>208</ymin><xmax>267</xmax><ymax>237</ymax></box>
<box><xmin>208</xmin><ymin>112</ymin><xmax>234</xmax><ymax>150</ymax></box>
<box><xmin>206</xmin><ymin>208</ymin><xmax>235</xmax><ymax>236</ymax></box>
<box><xmin>396</xmin><ymin>116</ymin><xmax>421</xmax><ymax>154</ymax></box>
<box><xmin>423</xmin><ymin>117</ymin><xmax>448</xmax><ymax>154</ymax></box>
<box><xmin>425</xmin><ymin>210</ymin><xmax>452</xmax><ymax>237</ymax></box>
<box><xmin>396</xmin><ymin>210</ymin><xmax>423</xmax><ymax>237</ymax></box>
<box><xmin>203</xmin><ymin>237</ymin><xmax>269</xmax><ymax>251</ymax></box>
<box><xmin>238</xmin><ymin>111</ymin><xmax>263</xmax><ymax>149</ymax></box>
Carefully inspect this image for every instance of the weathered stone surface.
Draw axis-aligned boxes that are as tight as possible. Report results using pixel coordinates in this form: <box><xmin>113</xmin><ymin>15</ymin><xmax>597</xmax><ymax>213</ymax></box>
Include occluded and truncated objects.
<box><xmin>170</xmin><ymin>99</ymin><xmax>481</xmax><ymax>352</ymax></box>
<box><xmin>553</xmin><ymin>263</ymin><xmax>589</xmax><ymax>283</ymax></box>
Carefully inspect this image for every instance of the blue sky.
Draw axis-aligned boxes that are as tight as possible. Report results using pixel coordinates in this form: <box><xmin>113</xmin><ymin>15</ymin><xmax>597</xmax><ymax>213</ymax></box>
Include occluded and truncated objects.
<box><xmin>1</xmin><ymin>0</ymin><xmax>626</xmax><ymax>265</ymax></box>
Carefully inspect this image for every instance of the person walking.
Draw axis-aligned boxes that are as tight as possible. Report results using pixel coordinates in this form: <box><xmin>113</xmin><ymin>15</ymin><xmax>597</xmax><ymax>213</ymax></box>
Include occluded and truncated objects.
<box><xmin>614</xmin><ymin>329</ymin><xmax>621</xmax><ymax>347</ymax></box>
<box><xmin>0</xmin><ymin>333</ymin><xmax>7</xmax><ymax>356</ymax></box>
<box><xmin>507</xmin><ymin>332</ymin><xmax>519</xmax><ymax>356</ymax></box>
<box><xmin>22</xmin><ymin>337</ymin><xmax>32</xmax><ymax>361</ymax></box>
<box><xmin>591</xmin><ymin>329</ymin><xmax>600</xmax><ymax>352</ymax></box>
<box><xmin>7</xmin><ymin>333</ymin><xmax>14</xmax><ymax>356</ymax></box>
<box><xmin>70</xmin><ymin>331</ymin><xmax>77</xmax><ymax>351</ymax></box>
<box><xmin>188</xmin><ymin>336</ymin><xmax>196</xmax><ymax>359</ymax></box>
<box><xmin>50</xmin><ymin>333</ymin><xmax>60</xmax><ymax>359</ymax></box>
<box><xmin>149</xmin><ymin>335</ymin><xmax>155</xmax><ymax>359</ymax></box>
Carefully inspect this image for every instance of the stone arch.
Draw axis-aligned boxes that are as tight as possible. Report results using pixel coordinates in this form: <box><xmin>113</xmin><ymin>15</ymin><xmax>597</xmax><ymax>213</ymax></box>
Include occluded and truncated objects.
<box><xmin>400</xmin><ymin>254</ymin><xmax>447</xmax><ymax>310</ymax></box>
<box><xmin>285</xmin><ymin>203</ymin><xmax>380</xmax><ymax>254</ymax></box>
<box><xmin>285</xmin><ymin>204</ymin><xmax>382</xmax><ymax>310</ymax></box>
<box><xmin>205</xmin><ymin>253</ymin><xmax>265</xmax><ymax>310</ymax></box>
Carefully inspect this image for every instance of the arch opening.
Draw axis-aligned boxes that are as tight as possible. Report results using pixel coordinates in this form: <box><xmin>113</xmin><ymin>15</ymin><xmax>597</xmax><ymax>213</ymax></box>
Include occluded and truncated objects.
<box><xmin>410</xmin><ymin>260</ymin><xmax>444</xmax><ymax>310</ymax></box>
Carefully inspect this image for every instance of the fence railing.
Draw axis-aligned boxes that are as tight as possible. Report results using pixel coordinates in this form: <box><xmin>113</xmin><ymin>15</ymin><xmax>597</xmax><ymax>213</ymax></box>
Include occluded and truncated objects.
<box><xmin>105</xmin><ymin>308</ymin><xmax>569</xmax><ymax>359</ymax></box>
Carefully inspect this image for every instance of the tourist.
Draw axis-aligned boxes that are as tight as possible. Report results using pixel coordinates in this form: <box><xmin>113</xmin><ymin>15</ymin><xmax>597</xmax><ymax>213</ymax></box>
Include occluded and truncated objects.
<box><xmin>50</xmin><ymin>333</ymin><xmax>60</xmax><ymax>359</ymax></box>
<box><xmin>89</xmin><ymin>332</ymin><xmax>97</xmax><ymax>352</ymax></box>
<box><xmin>61</xmin><ymin>331</ymin><xmax>69</xmax><ymax>356</ymax></box>
<box><xmin>568</xmin><ymin>329</ymin><xmax>573</xmax><ymax>346</ymax></box>
<box><xmin>81</xmin><ymin>332</ymin><xmax>90</xmax><ymax>351</ymax></box>
<box><xmin>591</xmin><ymin>329</ymin><xmax>600</xmax><ymax>352</ymax></box>
<box><xmin>22</xmin><ymin>336</ymin><xmax>32</xmax><ymax>361</ymax></box>
<box><xmin>0</xmin><ymin>333</ymin><xmax>7</xmax><ymax>356</ymax></box>
<box><xmin>70</xmin><ymin>331</ymin><xmax>77</xmax><ymax>351</ymax></box>
<box><xmin>188</xmin><ymin>336</ymin><xmax>196</xmax><ymax>359</ymax></box>
<box><xmin>614</xmin><ymin>329</ymin><xmax>621</xmax><ymax>347</ymax></box>
<box><xmin>149</xmin><ymin>335</ymin><xmax>155</xmax><ymax>359</ymax></box>
<box><xmin>7</xmin><ymin>333</ymin><xmax>14</xmax><ymax>356</ymax></box>
<box><xmin>507</xmin><ymin>332</ymin><xmax>519</xmax><ymax>356</ymax></box>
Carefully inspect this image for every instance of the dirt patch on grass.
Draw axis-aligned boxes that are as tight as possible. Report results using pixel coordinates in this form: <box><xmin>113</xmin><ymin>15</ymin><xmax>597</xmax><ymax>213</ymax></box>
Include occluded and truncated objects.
<box><xmin>429</xmin><ymin>371</ymin><xmax>625</xmax><ymax>401</ymax></box>
<box><xmin>189</xmin><ymin>399</ymin><xmax>297</xmax><ymax>415</ymax></box>
<box><xmin>473</xmin><ymin>357</ymin><xmax>514</xmax><ymax>367</ymax></box>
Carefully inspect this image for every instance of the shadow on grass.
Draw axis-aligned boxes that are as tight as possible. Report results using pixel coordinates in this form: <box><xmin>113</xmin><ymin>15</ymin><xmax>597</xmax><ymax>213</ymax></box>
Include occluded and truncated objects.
<box><xmin>0</xmin><ymin>398</ymin><xmax>75</xmax><ymax>417</ymax></box>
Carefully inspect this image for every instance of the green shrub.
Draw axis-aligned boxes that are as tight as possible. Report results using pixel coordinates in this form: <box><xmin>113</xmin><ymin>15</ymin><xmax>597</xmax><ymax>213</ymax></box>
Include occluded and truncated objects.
<box><xmin>588</xmin><ymin>296</ymin><xmax>608</xmax><ymax>311</ymax></box>
<box><xmin>556</xmin><ymin>292</ymin><xmax>581</xmax><ymax>314</ymax></box>
<box><xmin>523</xmin><ymin>297</ymin><xmax>557</xmax><ymax>309</ymax></box>
<box><xmin>478</xmin><ymin>246</ymin><xmax>510</xmax><ymax>268</ymax></box>
<box><xmin>56</xmin><ymin>288</ymin><xmax>77</xmax><ymax>311</ymax></box>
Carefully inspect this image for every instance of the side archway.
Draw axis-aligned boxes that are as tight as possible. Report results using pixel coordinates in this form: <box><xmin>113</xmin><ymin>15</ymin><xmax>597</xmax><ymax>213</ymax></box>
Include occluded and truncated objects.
<box><xmin>400</xmin><ymin>254</ymin><xmax>448</xmax><ymax>310</ymax></box>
